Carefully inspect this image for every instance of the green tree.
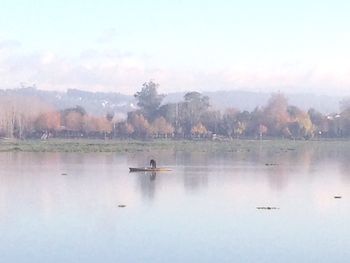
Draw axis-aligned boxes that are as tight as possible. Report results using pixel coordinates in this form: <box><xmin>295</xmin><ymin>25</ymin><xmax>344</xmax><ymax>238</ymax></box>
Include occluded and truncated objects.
<box><xmin>62</xmin><ymin>105</ymin><xmax>87</xmax><ymax>117</ymax></box>
<box><xmin>179</xmin><ymin>92</ymin><xmax>210</xmax><ymax>136</ymax></box>
<box><xmin>340</xmin><ymin>109</ymin><xmax>350</xmax><ymax>136</ymax></box>
<box><xmin>247</xmin><ymin>107</ymin><xmax>264</xmax><ymax>137</ymax></box>
<box><xmin>106</xmin><ymin>111</ymin><xmax>115</xmax><ymax>122</ymax></box>
<box><xmin>134</xmin><ymin>81</ymin><xmax>165</xmax><ymax>121</ymax></box>
<box><xmin>200</xmin><ymin>110</ymin><xmax>221</xmax><ymax>134</ymax></box>
<box><xmin>222</xmin><ymin>108</ymin><xmax>239</xmax><ymax>138</ymax></box>
<box><xmin>158</xmin><ymin>103</ymin><xmax>177</xmax><ymax>127</ymax></box>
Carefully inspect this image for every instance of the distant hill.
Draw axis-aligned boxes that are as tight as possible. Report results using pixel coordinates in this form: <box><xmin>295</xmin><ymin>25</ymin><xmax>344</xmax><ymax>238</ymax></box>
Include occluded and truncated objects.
<box><xmin>0</xmin><ymin>87</ymin><xmax>343</xmax><ymax>117</ymax></box>
<box><xmin>0</xmin><ymin>87</ymin><xmax>136</xmax><ymax>118</ymax></box>
<box><xmin>165</xmin><ymin>90</ymin><xmax>342</xmax><ymax>114</ymax></box>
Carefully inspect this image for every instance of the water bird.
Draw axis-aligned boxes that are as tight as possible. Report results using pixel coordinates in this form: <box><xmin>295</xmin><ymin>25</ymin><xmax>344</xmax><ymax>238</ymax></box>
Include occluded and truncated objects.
<box><xmin>256</xmin><ymin>206</ymin><xmax>280</xmax><ymax>210</ymax></box>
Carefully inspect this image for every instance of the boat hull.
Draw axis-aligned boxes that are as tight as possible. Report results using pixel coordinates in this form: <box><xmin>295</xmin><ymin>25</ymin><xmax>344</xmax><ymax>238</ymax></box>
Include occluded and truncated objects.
<box><xmin>129</xmin><ymin>167</ymin><xmax>171</xmax><ymax>172</ymax></box>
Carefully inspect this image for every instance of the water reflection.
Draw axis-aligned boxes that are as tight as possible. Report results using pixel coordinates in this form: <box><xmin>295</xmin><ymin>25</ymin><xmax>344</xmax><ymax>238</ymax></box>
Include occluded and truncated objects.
<box><xmin>133</xmin><ymin>171</ymin><xmax>158</xmax><ymax>200</ymax></box>
<box><xmin>1</xmin><ymin>144</ymin><xmax>350</xmax><ymax>263</ymax></box>
<box><xmin>150</xmin><ymin>171</ymin><xmax>156</xmax><ymax>181</ymax></box>
<box><xmin>183</xmin><ymin>166</ymin><xmax>209</xmax><ymax>192</ymax></box>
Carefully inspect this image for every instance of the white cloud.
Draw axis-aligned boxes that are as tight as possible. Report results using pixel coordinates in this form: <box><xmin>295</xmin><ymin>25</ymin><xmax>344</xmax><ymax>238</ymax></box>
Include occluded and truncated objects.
<box><xmin>96</xmin><ymin>28</ymin><xmax>119</xmax><ymax>44</ymax></box>
<box><xmin>0</xmin><ymin>47</ymin><xmax>152</xmax><ymax>93</ymax></box>
<box><xmin>0</xmin><ymin>42</ymin><xmax>350</xmax><ymax>96</ymax></box>
<box><xmin>0</xmin><ymin>39</ymin><xmax>21</xmax><ymax>50</ymax></box>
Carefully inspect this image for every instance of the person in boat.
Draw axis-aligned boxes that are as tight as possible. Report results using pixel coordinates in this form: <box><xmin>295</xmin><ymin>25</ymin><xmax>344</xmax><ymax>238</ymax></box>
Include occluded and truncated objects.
<box><xmin>150</xmin><ymin>159</ymin><xmax>156</xmax><ymax>168</ymax></box>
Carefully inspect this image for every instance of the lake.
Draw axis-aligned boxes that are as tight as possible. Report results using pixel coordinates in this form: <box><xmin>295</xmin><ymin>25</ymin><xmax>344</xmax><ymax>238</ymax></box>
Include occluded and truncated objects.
<box><xmin>1</xmin><ymin>145</ymin><xmax>350</xmax><ymax>262</ymax></box>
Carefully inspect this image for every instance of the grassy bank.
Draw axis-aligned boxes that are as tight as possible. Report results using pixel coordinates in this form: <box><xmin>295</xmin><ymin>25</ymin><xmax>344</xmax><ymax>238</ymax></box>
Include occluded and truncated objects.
<box><xmin>0</xmin><ymin>138</ymin><xmax>349</xmax><ymax>153</ymax></box>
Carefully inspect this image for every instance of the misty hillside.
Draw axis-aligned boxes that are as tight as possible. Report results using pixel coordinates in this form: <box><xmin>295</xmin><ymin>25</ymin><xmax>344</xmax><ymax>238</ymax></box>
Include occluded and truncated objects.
<box><xmin>0</xmin><ymin>87</ymin><xmax>343</xmax><ymax>117</ymax></box>
<box><xmin>164</xmin><ymin>90</ymin><xmax>342</xmax><ymax>114</ymax></box>
<box><xmin>0</xmin><ymin>87</ymin><xmax>136</xmax><ymax>118</ymax></box>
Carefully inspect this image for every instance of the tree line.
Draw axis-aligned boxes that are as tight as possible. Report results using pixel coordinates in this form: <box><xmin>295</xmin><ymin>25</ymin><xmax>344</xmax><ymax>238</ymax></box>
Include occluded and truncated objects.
<box><xmin>1</xmin><ymin>81</ymin><xmax>350</xmax><ymax>140</ymax></box>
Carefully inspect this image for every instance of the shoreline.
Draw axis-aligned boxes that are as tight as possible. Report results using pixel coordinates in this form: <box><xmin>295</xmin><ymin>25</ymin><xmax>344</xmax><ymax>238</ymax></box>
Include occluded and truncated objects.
<box><xmin>0</xmin><ymin>138</ymin><xmax>349</xmax><ymax>152</ymax></box>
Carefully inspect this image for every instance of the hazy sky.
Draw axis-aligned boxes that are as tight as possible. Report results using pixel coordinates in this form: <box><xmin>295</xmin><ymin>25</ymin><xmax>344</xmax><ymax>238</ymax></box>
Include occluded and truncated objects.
<box><xmin>0</xmin><ymin>0</ymin><xmax>350</xmax><ymax>95</ymax></box>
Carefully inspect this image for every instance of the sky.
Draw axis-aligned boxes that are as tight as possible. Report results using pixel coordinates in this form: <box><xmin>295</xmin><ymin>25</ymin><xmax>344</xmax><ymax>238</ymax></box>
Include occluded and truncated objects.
<box><xmin>0</xmin><ymin>0</ymin><xmax>350</xmax><ymax>95</ymax></box>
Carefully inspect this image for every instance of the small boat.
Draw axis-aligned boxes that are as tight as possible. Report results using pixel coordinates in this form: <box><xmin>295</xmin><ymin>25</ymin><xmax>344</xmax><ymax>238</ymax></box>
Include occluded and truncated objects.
<box><xmin>129</xmin><ymin>167</ymin><xmax>172</xmax><ymax>172</ymax></box>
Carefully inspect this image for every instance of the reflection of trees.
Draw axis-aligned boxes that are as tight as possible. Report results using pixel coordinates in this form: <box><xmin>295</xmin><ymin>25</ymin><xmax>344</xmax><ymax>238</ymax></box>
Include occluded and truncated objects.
<box><xmin>0</xmin><ymin>152</ymin><xmax>132</xmax><ymax>226</ymax></box>
<box><xmin>259</xmin><ymin>143</ymin><xmax>350</xmax><ymax>190</ymax></box>
<box><xmin>265</xmin><ymin>146</ymin><xmax>315</xmax><ymax>190</ymax></box>
<box><xmin>264</xmin><ymin>165</ymin><xmax>289</xmax><ymax>191</ymax></box>
<box><xmin>338</xmin><ymin>150</ymin><xmax>350</xmax><ymax>182</ymax></box>
<box><xmin>136</xmin><ymin>172</ymin><xmax>157</xmax><ymax>200</ymax></box>
<box><xmin>150</xmin><ymin>172</ymin><xmax>156</xmax><ymax>181</ymax></box>
<box><xmin>129</xmin><ymin>143</ymin><xmax>350</xmax><ymax>195</ymax></box>
<box><xmin>183</xmin><ymin>168</ymin><xmax>208</xmax><ymax>192</ymax></box>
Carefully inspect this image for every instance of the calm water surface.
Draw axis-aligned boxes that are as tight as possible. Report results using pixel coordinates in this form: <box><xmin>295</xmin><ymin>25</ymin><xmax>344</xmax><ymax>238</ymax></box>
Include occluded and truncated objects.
<box><xmin>0</xmin><ymin>147</ymin><xmax>350</xmax><ymax>262</ymax></box>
